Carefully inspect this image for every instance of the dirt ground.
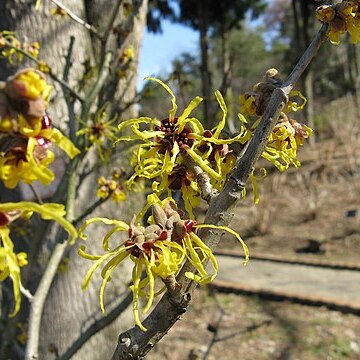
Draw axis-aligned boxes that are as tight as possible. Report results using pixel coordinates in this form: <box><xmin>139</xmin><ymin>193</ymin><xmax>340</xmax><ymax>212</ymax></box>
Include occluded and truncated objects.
<box><xmin>148</xmin><ymin>109</ymin><xmax>360</xmax><ymax>360</ymax></box>
<box><xmin>148</xmin><ymin>292</ymin><xmax>360</xmax><ymax>360</ymax></box>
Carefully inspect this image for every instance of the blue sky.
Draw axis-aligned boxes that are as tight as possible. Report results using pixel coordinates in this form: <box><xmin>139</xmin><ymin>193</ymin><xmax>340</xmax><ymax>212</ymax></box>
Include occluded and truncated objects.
<box><xmin>137</xmin><ymin>20</ymin><xmax>198</xmax><ymax>88</ymax></box>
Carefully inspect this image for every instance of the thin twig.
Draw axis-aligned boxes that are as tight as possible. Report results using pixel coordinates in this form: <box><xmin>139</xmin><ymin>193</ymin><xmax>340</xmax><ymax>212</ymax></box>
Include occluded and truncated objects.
<box><xmin>98</xmin><ymin>0</ymin><xmax>123</xmax><ymax>67</ymax></box>
<box><xmin>28</xmin><ymin>184</ymin><xmax>43</xmax><ymax>204</ymax></box>
<box><xmin>50</xmin><ymin>0</ymin><xmax>101</xmax><ymax>40</ymax></box>
<box><xmin>202</xmin><ymin>300</ymin><xmax>225</xmax><ymax>360</ymax></box>
<box><xmin>73</xmin><ymin>197</ymin><xmax>109</xmax><ymax>226</ymax></box>
<box><xmin>61</xmin><ymin>35</ymin><xmax>77</xmax><ymax>142</ymax></box>
<box><xmin>110</xmin><ymin>23</ymin><xmax>329</xmax><ymax>360</ymax></box>
<box><xmin>183</xmin><ymin>153</ymin><xmax>218</xmax><ymax>202</ymax></box>
<box><xmin>25</xmin><ymin>157</ymin><xmax>80</xmax><ymax>360</ymax></box>
<box><xmin>25</xmin><ymin>240</ymin><xmax>68</xmax><ymax>360</ymax></box>
<box><xmin>81</xmin><ymin>52</ymin><xmax>112</xmax><ymax>121</ymax></box>
<box><xmin>20</xmin><ymin>284</ymin><xmax>34</xmax><ymax>302</ymax></box>
<box><xmin>102</xmin><ymin>0</ymin><xmax>123</xmax><ymax>44</ymax></box>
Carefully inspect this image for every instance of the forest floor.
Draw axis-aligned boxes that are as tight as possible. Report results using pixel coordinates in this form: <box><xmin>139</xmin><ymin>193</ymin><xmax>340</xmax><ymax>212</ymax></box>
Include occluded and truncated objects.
<box><xmin>147</xmin><ymin>100</ymin><xmax>360</xmax><ymax>360</ymax></box>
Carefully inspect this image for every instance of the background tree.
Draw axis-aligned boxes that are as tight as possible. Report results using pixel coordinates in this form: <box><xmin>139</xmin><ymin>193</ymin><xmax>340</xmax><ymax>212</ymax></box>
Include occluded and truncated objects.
<box><xmin>0</xmin><ymin>1</ymin><xmax>148</xmax><ymax>359</ymax></box>
<box><xmin>146</xmin><ymin>0</ymin><xmax>266</xmax><ymax>126</ymax></box>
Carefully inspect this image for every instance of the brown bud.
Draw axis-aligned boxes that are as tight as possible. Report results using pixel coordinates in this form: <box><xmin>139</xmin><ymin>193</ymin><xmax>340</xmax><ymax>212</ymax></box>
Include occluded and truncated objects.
<box><xmin>133</xmin><ymin>234</ymin><xmax>145</xmax><ymax>244</ymax></box>
<box><xmin>25</xmin><ymin>98</ymin><xmax>46</xmax><ymax>118</ymax></box>
<box><xmin>152</xmin><ymin>203</ymin><xmax>167</xmax><ymax>228</ymax></box>
<box><xmin>144</xmin><ymin>224</ymin><xmax>161</xmax><ymax>236</ymax></box>
<box><xmin>173</xmin><ymin>220</ymin><xmax>186</xmax><ymax>240</ymax></box>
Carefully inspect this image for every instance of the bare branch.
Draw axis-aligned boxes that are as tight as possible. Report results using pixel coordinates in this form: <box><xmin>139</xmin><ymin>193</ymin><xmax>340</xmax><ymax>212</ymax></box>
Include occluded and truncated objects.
<box><xmin>110</xmin><ymin>23</ymin><xmax>329</xmax><ymax>360</ymax></box>
<box><xmin>102</xmin><ymin>0</ymin><xmax>123</xmax><ymax>45</ymax></box>
<box><xmin>25</xmin><ymin>157</ymin><xmax>80</xmax><ymax>360</ymax></box>
<box><xmin>61</xmin><ymin>35</ymin><xmax>77</xmax><ymax>142</ymax></box>
<box><xmin>25</xmin><ymin>240</ymin><xmax>68</xmax><ymax>360</ymax></box>
<box><xmin>73</xmin><ymin>197</ymin><xmax>109</xmax><ymax>226</ymax></box>
<box><xmin>183</xmin><ymin>153</ymin><xmax>218</xmax><ymax>202</ymax></box>
<box><xmin>81</xmin><ymin>52</ymin><xmax>112</xmax><ymax>121</ymax></box>
<box><xmin>20</xmin><ymin>284</ymin><xmax>33</xmax><ymax>302</ymax></box>
<box><xmin>50</xmin><ymin>0</ymin><xmax>101</xmax><ymax>40</ymax></box>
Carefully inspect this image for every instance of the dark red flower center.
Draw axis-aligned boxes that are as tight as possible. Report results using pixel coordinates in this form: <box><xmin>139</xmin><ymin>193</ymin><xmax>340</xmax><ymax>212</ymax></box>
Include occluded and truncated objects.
<box><xmin>0</xmin><ymin>211</ymin><xmax>10</xmax><ymax>226</ymax></box>
<box><xmin>41</xmin><ymin>115</ymin><xmax>52</xmax><ymax>129</ymax></box>
<box><xmin>154</xmin><ymin>118</ymin><xmax>194</xmax><ymax>153</ymax></box>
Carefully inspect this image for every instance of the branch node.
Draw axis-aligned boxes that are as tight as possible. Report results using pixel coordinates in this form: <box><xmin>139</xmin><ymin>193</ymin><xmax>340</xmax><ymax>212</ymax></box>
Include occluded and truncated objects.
<box><xmin>167</xmin><ymin>291</ymin><xmax>191</xmax><ymax>310</ymax></box>
<box><xmin>229</xmin><ymin>175</ymin><xmax>245</xmax><ymax>190</ymax></box>
<box><xmin>118</xmin><ymin>332</ymin><xmax>131</xmax><ymax>348</ymax></box>
<box><xmin>163</xmin><ymin>274</ymin><xmax>181</xmax><ymax>296</ymax></box>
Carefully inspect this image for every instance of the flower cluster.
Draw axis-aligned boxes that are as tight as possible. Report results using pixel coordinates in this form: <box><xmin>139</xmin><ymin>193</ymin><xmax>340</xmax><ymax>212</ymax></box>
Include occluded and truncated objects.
<box><xmin>80</xmin><ymin>72</ymin><xmax>311</xmax><ymax>331</ymax></box>
<box><xmin>96</xmin><ymin>168</ymin><xmax>126</xmax><ymax>203</ymax></box>
<box><xmin>239</xmin><ymin>69</ymin><xmax>312</xmax><ymax>172</ymax></box>
<box><xmin>316</xmin><ymin>1</ymin><xmax>360</xmax><ymax>45</ymax></box>
<box><xmin>0</xmin><ymin>68</ymin><xmax>80</xmax><ymax>189</ymax></box>
<box><xmin>0</xmin><ymin>31</ymin><xmax>40</xmax><ymax>64</ymax></box>
<box><xmin>263</xmin><ymin>114</ymin><xmax>313</xmax><ymax>171</ymax></box>
<box><xmin>79</xmin><ymin>195</ymin><xmax>248</xmax><ymax>331</ymax></box>
<box><xmin>0</xmin><ymin>202</ymin><xmax>77</xmax><ymax>316</ymax></box>
<box><xmin>116</xmin><ymin>77</ymin><xmax>250</xmax><ymax>217</ymax></box>
<box><xmin>117</xmin><ymin>46</ymin><xmax>135</xmax><ymax>78</ymax></box>
<box><xmin>77</xmin><ymin>106</ymin><xmax>118</xmax><ymax>162</ymax></box>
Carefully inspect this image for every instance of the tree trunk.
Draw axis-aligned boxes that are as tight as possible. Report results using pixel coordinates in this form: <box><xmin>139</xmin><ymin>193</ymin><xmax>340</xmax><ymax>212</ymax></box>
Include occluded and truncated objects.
<box><xmin>198</xmin><ymin>0</ymin><xmax>212</xmax><ymax>127</ymax></box>
<box><xmin>219</xmin><ymin>28</ymin><xmax>236</xmax><ymax>133</ymax></box>
<box><xmin>0</xmin><ymin>1</ymin><xmax>148</xmax><ymax>358</ymax></box>
<box><xmin>291</xmin><ymin>0</ymin><xmax>315</xmax><ymax>143</ymax></box>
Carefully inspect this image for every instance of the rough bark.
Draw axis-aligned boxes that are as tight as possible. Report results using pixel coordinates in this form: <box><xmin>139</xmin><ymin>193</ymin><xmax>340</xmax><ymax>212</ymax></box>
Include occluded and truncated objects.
<box><xmin>0</xmin><ymin>0</ymin><xmax>148</xmax><ymax>358</ymax></box>
<box><xmin>198</xmin><ymin>0</ymin><xmax>212</xmax><ymax>127</ymax></box>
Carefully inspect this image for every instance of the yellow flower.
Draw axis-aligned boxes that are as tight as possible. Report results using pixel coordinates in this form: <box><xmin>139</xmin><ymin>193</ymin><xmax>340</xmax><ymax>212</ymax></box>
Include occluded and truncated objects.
<box><xmin>51</xmin><ymin>6</ymin><xmax>68</xmax><ymax>17</ymax></box>
<box><xmin>0</xmin><ymin>227</ymin><xmax>27</xmax><ymax>317</ymax></box>
<box><xmin>0</xmin><ymin>128</ymin><xmax>79</xmax><ymax>189</ymax></box>
<box><xmin>0</xmin><ymin>137</ymin><xmax>55</xmax><ymax>189</ymax></box>
<box><xmin>6</xmin><ymin>68</ymin><xmax>52</xmax><ymax>101</ymax></box>
<box><xmin>0</xmin><ymin>111</ymin><xmax>79</xmax><ymax>189</ymax></box>
<box><xmin>77</xmin><ymin>106</ymin><xmax>118</xmax><ymax>161</ymax></box>
<box><xmin>118</xmin><ymin>46</ymin><xmax>135</xmax><ymax>65</ymax></box>
<box><xmin>79</xmin><ymin>195</ymin><xmax>248</xmax><ymax>331</ymax></box>
<box><xmin>262</xmin><ymin>115</ymin><xmax>312</xmax><ymax>171</ymax></box>
<box><xmin>239</xmin><ymin>93</ymin><xmax>257</xmax><ymax>116</ymax></box>
<box><xmin>316</xmin><ymin>5</ymin><xmax>336</xmax><ymax>23</ymax></box>
<box><xmin>116</xmin><ymin>78</ymin><xmax>250</xmax><ymax>216</ymax></box>
<box><xmin>316</xmin><ymin>1</ymin><xmax>360</xmax><ymax>45</ymax></box>
<box><xmin>0</xmin><ymin>31</ymin><xmax>23</xmax><ymax>64</ymax></box>
<box><xmin>0</xmin><ymin>202</ymin><xmax>77</xmax><ymax>244</ymax></box>
<box><xmin>95</xmin><ymin>174</ymin><xmax>127</xmax><ymax>203</ymax></box>
<box><xmin>0</xmin><ymin>201</ymin><xmax>77</xmax><ymax>316</ymax></box>
<box><xmin>23</xmin><ymin>41</ymin><xmax>40</xmax><ymax>59</ymax></box>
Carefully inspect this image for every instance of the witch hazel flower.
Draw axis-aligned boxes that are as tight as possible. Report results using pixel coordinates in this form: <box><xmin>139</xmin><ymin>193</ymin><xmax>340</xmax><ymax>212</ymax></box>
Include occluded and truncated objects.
<box><xmin>79</xmin><ymin>194</ymin><xmax>248</xmax><ymax>331</ymax></box>
<box><xmin>115</xmin><ymin>77</ymin><xmax>250</xmax><ymax>217</ymax></box>
<box><xmin>0</xmin><ymin>68</ymin><xmax>80</xmax><ymax>188</ymax></box>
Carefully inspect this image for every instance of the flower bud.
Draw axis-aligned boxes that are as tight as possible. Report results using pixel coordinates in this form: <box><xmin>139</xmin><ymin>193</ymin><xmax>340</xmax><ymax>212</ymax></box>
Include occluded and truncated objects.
<box><xmin>316</xmin><ymin>5</ymin><xmax>336</xmax><ymax>23</ymax></box>
<box><xmin>6</xmin><ymin>68</ymin><xmax>52</xmax><ymax>101</ymax></box>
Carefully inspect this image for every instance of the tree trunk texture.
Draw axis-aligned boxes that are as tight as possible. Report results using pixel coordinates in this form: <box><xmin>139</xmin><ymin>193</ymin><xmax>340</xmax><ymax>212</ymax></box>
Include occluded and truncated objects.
<box><xmin>0</xmin><ymin>0</ymin><xmax>148</xmax><ymax>359</ymax></box>
<box><xmin>291</xmin><ymin>0</ymin><xmax>315</xmax><ymax>142</ymax></box>
<box><xmin>198</xmin><ymin>0</ymin><xmax>212</xmax><ymax>128</ymax></box>
<box><xmin>219</xmin><ymin>28</ymin><xmax>236</xmax><ymax>133</ymax></box>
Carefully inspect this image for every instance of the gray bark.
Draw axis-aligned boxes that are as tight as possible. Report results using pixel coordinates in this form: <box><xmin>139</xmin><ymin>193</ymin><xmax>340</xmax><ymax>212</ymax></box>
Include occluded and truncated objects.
<box><xmin>0</xmin><ymin>0</ymin><xmax>148</xmax><ymax>358</ymax></box>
